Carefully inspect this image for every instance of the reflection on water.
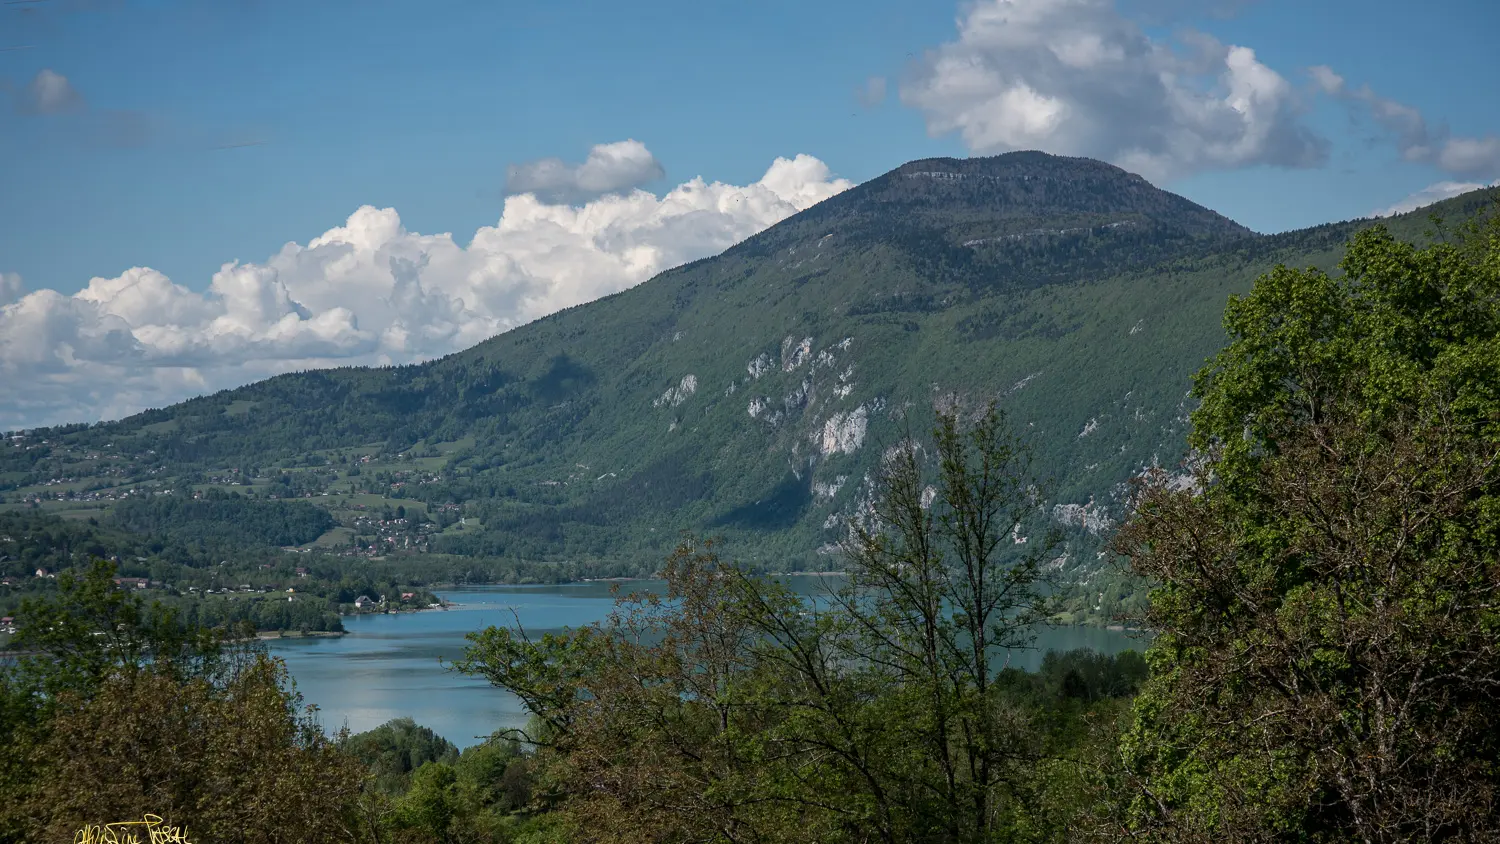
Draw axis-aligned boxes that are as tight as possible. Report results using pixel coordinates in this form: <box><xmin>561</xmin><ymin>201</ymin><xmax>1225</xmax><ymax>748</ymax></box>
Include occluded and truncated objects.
<box><xmin>268</xmin><ymin>579</ymin><xmax>1149</xmax><ymax>749</ymax></box>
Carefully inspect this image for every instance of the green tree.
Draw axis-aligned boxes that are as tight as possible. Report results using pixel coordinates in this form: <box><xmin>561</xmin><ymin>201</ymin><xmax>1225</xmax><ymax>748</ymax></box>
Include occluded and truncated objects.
<box><xmin>342</xmin><ymin>717</ymin><xmax>462</xmax><ymax>795</ymax></box>
<box><xmin>457</xmin><ymin>406</ymin><xmax>1073</xmax><ymax>843</ymax></box>
<box><xmin>18</xmin><ymin>656</ymin><xmax>368</xmax><ymax>844</ymax></box>
<box><xmin>832</xmin><ymin>406</ymin><xmax>1060</xmax><ymax>840</ymax></box>
<box><xmin>395</xmin><ymin>762</ymin><xmax>461</xmax><ymax>842</ymax></box>
<box><xmin>372</xmin><ymin>734</ymin><xmax>536</xmax><ymax>844</ymax></box>
<box><xmin>6</xmin><ymin>558</ymin><xmax>229</xmax><ymax>701</ymax></box>
<box><xmin>0</xmin><ymin>559</ymin><xmax>240</xmax><ymax>841</ymax></box>
<box><xmin>0</xmin><ymin>560</ymin><xmax>372</xmax><ymax>843</ymax></box>
<box><xmin>454</xmin><ymin>733</ymin><xmax>532</xmax><ymax>813</ymax></box>
<box><xmin>1115</xmin><ymin>214</ymin><xmax>1500</xmax><ymax>841</ymax></box>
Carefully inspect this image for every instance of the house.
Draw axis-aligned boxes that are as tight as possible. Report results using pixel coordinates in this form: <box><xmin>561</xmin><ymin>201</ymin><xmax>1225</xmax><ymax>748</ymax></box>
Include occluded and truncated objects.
<box><xmin>354</xmin><ymin>595</ymin><xmax>374</xmax><ymax>609</ymax></box>
<box><xmin>0</xmin><ymin>617</ymin><xmax>15</xmax><ymax>634</ymax></box>
<box><xmin>34</xmin><ymin>568</ymin><xmax>48</xmax><ymax>578</ymax></box>
<box><xmin>400</xmin><ymin>592</ymin><xmax>415</xmax><ymax>601</ymax></box>
<box><xmin>295</xmin><ymin>567</ymin><xmax>308</xmax><ymax>578</ymax></box>
<box><xmin>114</xmin><ymin>577</ymin><xmax>150</xmax><ymax>590</ymax></box>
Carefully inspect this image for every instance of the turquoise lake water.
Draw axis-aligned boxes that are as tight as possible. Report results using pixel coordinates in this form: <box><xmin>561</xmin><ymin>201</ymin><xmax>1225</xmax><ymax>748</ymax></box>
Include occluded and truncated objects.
<box><xmin>268</xmin><ymin>580</ymin><xmax>1150</xmax><ymax>749</ymax></box>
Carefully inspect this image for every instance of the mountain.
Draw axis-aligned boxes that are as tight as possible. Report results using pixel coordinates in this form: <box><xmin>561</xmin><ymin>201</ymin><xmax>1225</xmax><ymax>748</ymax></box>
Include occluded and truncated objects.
<box><xmin>4</xmin><ymin>152</ymin><xmax>1493</xmax><ymax>620</ymax></box>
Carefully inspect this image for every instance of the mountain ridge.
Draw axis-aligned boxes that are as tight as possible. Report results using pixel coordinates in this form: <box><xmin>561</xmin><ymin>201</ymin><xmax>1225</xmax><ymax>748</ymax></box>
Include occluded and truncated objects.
<box><xmin>3</xmin><ymin>152</ymin><xmax>1495</xmax><ymax>620</ymax></box>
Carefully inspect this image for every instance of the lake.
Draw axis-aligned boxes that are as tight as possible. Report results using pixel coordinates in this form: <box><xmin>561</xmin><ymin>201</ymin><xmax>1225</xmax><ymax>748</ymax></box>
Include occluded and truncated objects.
<box><xmin>268</xmin><ymin>580</ymin><xmax>1151</xmax><ymax>749</ymax></box>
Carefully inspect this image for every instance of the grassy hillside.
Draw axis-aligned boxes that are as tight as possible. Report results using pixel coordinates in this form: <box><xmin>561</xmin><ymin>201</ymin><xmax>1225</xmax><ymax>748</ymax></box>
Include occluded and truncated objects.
<box><xmin>3</xmin><ymin>150</ymin><xmax>1493</xmax><ymax>620</ymax></box>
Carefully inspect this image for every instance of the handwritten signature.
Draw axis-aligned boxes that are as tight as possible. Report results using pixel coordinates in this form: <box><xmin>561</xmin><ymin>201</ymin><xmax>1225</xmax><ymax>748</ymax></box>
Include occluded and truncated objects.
<box><xmin>73</xmin><ymin>814</ymin><xmax>193</xmax><ymax>844</ymax></box>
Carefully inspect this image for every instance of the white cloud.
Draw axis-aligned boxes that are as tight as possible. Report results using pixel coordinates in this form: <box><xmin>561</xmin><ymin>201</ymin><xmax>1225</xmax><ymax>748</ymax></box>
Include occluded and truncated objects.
<box><xmin>1307</xmin><ymin>65</ymin><xmax>1345</xmax><ymax>96</ymax></box>
<box><xmin>899</xmin><ymin>0</ymin><xmax>1327</xmax><ymax>182</ymax></box>
<box><xmin>17</xmin><ymin>68</ymin><xmax>83</xmax><ymax>115</ymax></box>
<box><xmin>1372</xmin><ymin>179</ymin><xmax>1500</xmax><ymax>218</ymax></box>
<box><xmin>505</xmin><ymin>139</ymin><xmax>666</xmax><ymax>202</ymax></box>
<box><xmin>1312</xmin><ymin>65</ymin><xmax>1500</xmax><ymax>180</ymax></box>
<box><xmin>1436</xmin><ymin>138</ymin><xmax>1500</xmax><ymax>178</ymax></box>
<box><xmin>0</xmin><ymin>146</ymin><xmax>853</xmax><ymax>430</ymax></box>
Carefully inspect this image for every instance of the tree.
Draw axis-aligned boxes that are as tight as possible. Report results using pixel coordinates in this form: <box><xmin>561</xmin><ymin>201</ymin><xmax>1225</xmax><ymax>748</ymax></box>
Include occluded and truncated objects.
<box><xmin>342</xmin><ymin>717</ymin><xmax>462</xmax><ymax>795</ymax></box>
<box><xmin>454</xmin><ymin>732</ymin><xmax>532</xmax><ymax>813</ymax></box>
<box><xmin>18</xmin><ymin>655</ymin><xmax>368</xmax><ymax>844</ymax></box>
<box><xmin>817</xmin><ymin>404</ymin><xmax>1061</xmax><ymax>841</ymax></box>
<box><xmin>1114</xmin><ymin>214</ymin><xmax>1500</xmax><ymax>841</ymax></box>
<box><xmin>394</xmin><ymin>762</ymin><xmax>461</xmax><ymax>843</ymax></box>
<box><xmin>457</xmin><ymin>405</ymin><xmax>1067</xmax><ymax>842</ymax></box>
<box><xmin>0</xmin><ymin>559</ymin><xmax>238</xmax><ymax>841</ymax></box>
<box><xmin>6</xmin><ymin>558</ymin><xmax>229</xmax><ymax>702</ymax></box>
<box><xmin>0</xmin><ymin>559</ymin><xmax>375</xmax><ymax>844</ymax></box>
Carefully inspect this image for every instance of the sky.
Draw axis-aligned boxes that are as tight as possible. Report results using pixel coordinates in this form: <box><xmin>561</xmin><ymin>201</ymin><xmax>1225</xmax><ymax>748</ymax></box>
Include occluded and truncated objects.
<box><xmin>1</xmin><ymin>0</ymin><xmax>1498</xmax><ymax>430</ymax></box>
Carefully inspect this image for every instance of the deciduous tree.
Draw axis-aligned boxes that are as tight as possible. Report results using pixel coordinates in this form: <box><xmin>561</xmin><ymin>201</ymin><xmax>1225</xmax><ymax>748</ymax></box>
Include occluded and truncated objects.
<box><xmin>1115</xmin><ymin>213</ymin><xmax>1500</xmax><ymax>842</ymax></box>
<box><xmin>19</xmin><ymin>655</ymin><xmax>368</xmax><ymax>844</ymax></box>
<box><xmin>458</xmin><ymin>406</ymin><xmax>1070</xmax><ymax>843</ymax></box>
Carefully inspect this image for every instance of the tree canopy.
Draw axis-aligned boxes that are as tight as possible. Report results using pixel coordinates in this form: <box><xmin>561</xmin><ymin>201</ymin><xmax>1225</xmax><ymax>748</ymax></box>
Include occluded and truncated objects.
<box><xmin>455</xmin><ymin>406</ymin><xmax>1145</xmax><ymax>842</ymax></box>
<box><xmin>1116</xmin><ymin>213</ymin><xmax>1500</xmax><ymax>841</ymax></box>
<box><xmin>0</xmin><ymin>561</ymin><xmax>366</xmax><ymax>843</ymax></box>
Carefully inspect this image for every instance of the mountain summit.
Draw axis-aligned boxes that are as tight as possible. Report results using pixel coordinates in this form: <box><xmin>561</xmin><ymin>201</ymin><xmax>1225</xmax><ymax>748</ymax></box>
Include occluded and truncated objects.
<box><xmin>4</xmin><ymin>153</ymin><xmax>1488</xmax><ymax>620</ymax></box>
<box><xmin>760</xmin><ymin>151</ymin><xmax>1250</xmax><ymax>243</ymax></box>
<box><xmin>730</xmin><ymin>151</ymin><xmax>1254</xmax><ymax>297</ymax></box>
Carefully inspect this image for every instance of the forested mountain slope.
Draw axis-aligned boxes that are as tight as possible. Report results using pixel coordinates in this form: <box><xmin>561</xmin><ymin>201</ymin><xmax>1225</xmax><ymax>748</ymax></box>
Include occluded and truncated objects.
<box><xmin>4</xmin><ymin>151</ymin><xmax>1492</xmax><ymax>618</ymax></box>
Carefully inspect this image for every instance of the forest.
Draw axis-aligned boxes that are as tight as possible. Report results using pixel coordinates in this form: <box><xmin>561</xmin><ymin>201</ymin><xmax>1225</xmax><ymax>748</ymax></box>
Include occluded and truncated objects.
<box><xmin>0</xmin><ymin>506</ymin><xmax>445</xmax><ymax>635</ymax></box>
<box><xmin>1</xmin><ymin>215</ymin><xmax>1499</xmax><ymax>842</ymax></box>
<box><xmin>109</xmin><ymin>490</ymin><xmax>338</xmax><ymax>548</ymax></box>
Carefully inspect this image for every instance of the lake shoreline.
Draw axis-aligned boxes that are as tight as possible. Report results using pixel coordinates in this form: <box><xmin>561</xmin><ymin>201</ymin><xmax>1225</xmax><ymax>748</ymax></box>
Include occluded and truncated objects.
<box><xmin>423</xmin><ymin>578</ymin><xmax>1142</xmax><ymax>632</ymax></box>
<box><xmin>266</xmin><ymin>583</ymin><xmax>1150</xmax><ymax>750</ymax></box>
<box><xmin>426</xmin><ymin>571</ymin><xmax>853</xmax><ymax>590</ymax></box>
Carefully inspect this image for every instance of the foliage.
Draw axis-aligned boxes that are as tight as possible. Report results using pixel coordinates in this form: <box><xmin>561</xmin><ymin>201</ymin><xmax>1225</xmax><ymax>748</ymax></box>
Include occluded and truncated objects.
<box><xmin>823</xmin><ymin>405</ymin><xmax>1062</xmax><ymax>840</ymax></box>
<box><xmin>0</xmin><ymin>509</ymin><xmax>455</xmax><ymax>633</ymax></box>
<box><xmin>0</xmin><ymin>559</ymin><xmax>372</xmax><ymax>843</ymax></box>
<box><xmin>1115</xmin><ymin>213</ymin><xmax>1500</xmax><ymax>841</ymax></box>
<box><xmin>110</xmin><ymin>489</ymin><xmax>336</xmax><ymax>547</ymax></box>
<box><xmin>15</xmin><ymin>656</ymin><xmax>367</xmax><ymax>844</ymax></box>
<box><xmin>341</xmin><ymin>725</ymin><xmax>540</xmax><ymax>844</ymax></box>
<box><xmin>5</xmin><ymin>559</ymin><xmax>229</xmax><ymax>704</ymax></box>
<box><xmin>455</xmin><ymin>407</ymin><xmax>1136</xmax><ymax>842</ymax></box>
<box><xmin>0</xmin><ymin>558</ymin><xmax>227</xmax><ymax>842</ymax></box>
<box><xmin>342</xmin><ymin>717</ymin><xmax>461</xmax><ymax>794</ymax></box>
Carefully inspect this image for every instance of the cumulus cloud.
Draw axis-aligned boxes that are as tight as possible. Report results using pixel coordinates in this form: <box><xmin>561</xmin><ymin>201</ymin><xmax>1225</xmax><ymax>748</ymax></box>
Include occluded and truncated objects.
<box><xmin>1311</xmin><ymin>66</ymin><xmax>1500</xmax><ymax>180</ymax></box>
<box><xmin>0</xmin><ymin>147</ymin><xmax>853</xmax><ymax>430</ymax></box>
<box><xmin>899</xmin><ymin>0</ymin><xmax>1328</xmax><ymax>183</ymax></box>
<box><xmin>16</xmin><ymin>68</ymin><xmax>83</xmax><ymax>114</ymax></box>
<box><xmin>504</xmin><ymin>139</ymin><xmax>667</xmax><ymax>202</ymax></box>
<box><xmin>1372</xmin><ymin>179</ymin><xmax>1500</xmax><ymax>218</ymax></box>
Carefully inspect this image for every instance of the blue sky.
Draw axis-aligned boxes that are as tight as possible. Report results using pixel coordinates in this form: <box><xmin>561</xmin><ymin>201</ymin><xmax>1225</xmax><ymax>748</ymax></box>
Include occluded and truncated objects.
<box><xmin>1</xmin><ymin>0</ymin><xmax>1498</xmax><ymax>428</ymax></box>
